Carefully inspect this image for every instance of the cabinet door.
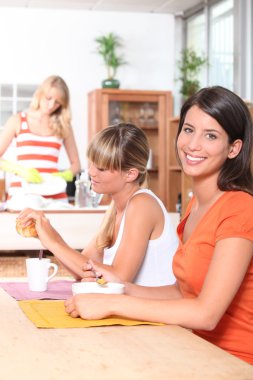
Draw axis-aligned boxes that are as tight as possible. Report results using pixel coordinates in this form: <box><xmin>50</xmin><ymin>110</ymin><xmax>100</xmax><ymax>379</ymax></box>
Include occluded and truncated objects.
<box><xmin>88</xmin><ymin>89</ymin><xmax>172</xmax><ymax>204</ymax></box>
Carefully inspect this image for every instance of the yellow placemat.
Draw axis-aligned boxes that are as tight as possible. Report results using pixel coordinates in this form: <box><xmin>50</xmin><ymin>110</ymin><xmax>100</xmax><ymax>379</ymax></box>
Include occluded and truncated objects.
<box><xmin>18</xmin><ymin>300</ymin><xmax>163</xmax><ymax>328</ymax></box>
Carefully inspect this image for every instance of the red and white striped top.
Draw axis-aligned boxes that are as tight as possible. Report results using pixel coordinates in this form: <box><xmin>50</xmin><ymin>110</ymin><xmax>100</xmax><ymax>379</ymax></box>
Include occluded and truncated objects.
<box><xmin>9</xmin><ymin>112</ymin><xmax>67</xmax><ymax>200</ymax></box>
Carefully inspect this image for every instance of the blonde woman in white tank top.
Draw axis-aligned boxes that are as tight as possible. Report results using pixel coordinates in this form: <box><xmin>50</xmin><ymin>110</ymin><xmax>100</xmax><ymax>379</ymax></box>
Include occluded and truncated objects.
<box><xmin>103</xmin><ymin>189</ymin><xmax>178</xmax><ymax>285</ymax></box>
<box><xmin>18</xmin><ymin>124</ymin><xmax>178</xmax><ymax>285</ymax></box>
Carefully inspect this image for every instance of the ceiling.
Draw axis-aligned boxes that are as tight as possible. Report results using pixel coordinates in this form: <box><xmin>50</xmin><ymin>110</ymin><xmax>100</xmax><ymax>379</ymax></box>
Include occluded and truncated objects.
<box><xmin>0</xmin><ymin>0</ymin><xmax>204</xmax><ymax>15</ymax></box>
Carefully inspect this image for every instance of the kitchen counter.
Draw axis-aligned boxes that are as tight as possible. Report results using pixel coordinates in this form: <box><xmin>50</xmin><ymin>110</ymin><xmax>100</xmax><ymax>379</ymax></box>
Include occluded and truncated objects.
<box><xmin>0</xmin><ymin>208</ymin><xmax>106</xmax><ymax>251</ymax></box>
<box><xmin>0</xmin><ymin>209</ymin><xmax>180</xmax><ymax>252</ymax></box>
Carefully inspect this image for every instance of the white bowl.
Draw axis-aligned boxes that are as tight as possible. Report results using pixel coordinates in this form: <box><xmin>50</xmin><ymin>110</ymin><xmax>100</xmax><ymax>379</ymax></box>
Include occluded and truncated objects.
<box><xmin>72</xmin><ymin>282</ymin><xmax>125</xmax><ymax>295</ymax></box>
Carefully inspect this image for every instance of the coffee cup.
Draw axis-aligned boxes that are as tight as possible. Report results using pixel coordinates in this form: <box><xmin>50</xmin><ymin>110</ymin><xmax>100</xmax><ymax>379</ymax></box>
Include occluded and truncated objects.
<box><xmin>26</xmin><ymin>258</ymin><xmax>58</xmax><ymax>291</ymax></box>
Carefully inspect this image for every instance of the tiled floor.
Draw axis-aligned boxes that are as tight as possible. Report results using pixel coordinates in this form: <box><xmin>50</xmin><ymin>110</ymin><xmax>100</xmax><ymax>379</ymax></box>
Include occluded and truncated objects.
<box><xmin>0</xmin><ymin>253</ymin><xmax>71</xmax><ymax>277</ymax></box>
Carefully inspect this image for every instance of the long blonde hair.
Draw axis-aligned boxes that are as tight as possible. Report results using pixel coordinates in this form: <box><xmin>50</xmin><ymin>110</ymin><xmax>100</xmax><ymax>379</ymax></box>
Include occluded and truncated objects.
<box><xmin>30</xmin><ymin>75</ymin><xmax>71</xmax><ymax>138</ymax></box>
<box><xmin>87</xmin><ymin>123</ymin><xmax>150</xmax><ymax>251</ymax></box>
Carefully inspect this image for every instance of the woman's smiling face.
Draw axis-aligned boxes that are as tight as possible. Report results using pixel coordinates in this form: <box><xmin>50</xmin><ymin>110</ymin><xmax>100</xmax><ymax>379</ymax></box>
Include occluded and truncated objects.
<box><xmin>177</xmin><ymin>105</ymin><xmax>233</xmax><ymax>180</ymax></box>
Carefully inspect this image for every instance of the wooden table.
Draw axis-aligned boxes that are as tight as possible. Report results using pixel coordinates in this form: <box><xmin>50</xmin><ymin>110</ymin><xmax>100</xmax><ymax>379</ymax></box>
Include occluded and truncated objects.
<box><xmin>0</xmin><ymin>288</ymin><xmax>252</xmax><ymax>379</ymax></box>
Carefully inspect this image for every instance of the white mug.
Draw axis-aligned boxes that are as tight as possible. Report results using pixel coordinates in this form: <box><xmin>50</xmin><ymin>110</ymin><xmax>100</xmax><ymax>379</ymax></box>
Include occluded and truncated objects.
<box><xmin>26</xmin><ymin>258</ymin><xmax>58</xmax><ymax>291</ymax></box>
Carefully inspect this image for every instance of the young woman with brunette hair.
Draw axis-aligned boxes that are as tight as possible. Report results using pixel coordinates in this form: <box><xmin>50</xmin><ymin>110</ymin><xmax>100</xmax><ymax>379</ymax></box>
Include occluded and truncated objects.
<box><xmin>65</xmin><ymin>87</ymin><xmax>253</xmax><ymax>365</ymax></box>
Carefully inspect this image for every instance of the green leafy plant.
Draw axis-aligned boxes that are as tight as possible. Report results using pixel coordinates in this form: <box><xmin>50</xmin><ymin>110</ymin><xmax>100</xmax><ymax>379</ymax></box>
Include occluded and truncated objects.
<box><xmin>95</xmin><ymin>32</ymin><xmax>127</xmax><ymax>80</ymax></box>
<box><xmin>177</xmin><ymin>48</ymin><xmax>208</xmax><ymax>99</ymax></box>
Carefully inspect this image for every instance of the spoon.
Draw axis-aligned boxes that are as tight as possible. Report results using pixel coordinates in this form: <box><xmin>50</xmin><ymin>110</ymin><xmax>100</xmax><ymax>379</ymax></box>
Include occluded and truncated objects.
<box><xmin>39</xmin><ymin>249</ymin><xmax>44</xmax><ymax>260</ymax></box>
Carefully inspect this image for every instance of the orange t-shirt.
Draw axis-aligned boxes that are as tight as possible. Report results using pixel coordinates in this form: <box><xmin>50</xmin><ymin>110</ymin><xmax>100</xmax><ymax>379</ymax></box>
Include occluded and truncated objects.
<box><xmin>173</xmin><ymin>191</ymin><xmax>253</xmax><ymax>364</ymax></box>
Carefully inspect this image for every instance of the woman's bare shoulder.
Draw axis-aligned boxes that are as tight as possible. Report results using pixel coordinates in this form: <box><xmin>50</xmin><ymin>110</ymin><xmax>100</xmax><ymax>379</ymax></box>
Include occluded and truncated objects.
<box><xmin>5</xmin><ymin>113</ymin><xmax>20</xmax><ymax>126</ymax></box>
<box><xmin>2</xmin><ymin>113</ymin><xmax>20</xmax><ymax>134</ymax></box>
<box><xmin>127</xmin><ymin>191</ymin><xmax>163</xmax><ymax>213</ymax></box>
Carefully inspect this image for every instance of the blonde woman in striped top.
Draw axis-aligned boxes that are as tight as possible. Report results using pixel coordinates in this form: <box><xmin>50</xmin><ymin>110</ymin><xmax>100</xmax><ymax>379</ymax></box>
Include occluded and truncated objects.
<box><xmin>0</xmin><ymin>75</ymin><xmax>81</xmax><ymax>200</ymax></box>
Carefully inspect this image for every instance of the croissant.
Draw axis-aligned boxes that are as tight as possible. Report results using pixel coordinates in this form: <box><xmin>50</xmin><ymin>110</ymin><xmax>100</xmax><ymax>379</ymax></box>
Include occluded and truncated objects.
<box><xmin>16</xmin><ymin>219</ymin><xmax>38</xmax><ymax>238</ymax></box>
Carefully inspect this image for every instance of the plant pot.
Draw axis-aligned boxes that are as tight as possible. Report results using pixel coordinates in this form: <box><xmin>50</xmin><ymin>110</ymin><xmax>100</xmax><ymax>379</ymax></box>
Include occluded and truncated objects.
<box><xmin>102</xmin><ymin>78</ymin><xmax>120</xmax><ymax>89</ymax></box>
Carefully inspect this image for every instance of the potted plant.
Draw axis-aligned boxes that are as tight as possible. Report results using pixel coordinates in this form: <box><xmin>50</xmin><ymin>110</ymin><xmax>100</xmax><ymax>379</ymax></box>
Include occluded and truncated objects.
<box><xmin>177</xmin><ymin>48</ymin><xmax>208</xmax><ymax>99</ymax></box>
<box><xmin>95</xmin><ymin>32</ymin><xmax>127</xmax><ymax>89</ymax></box>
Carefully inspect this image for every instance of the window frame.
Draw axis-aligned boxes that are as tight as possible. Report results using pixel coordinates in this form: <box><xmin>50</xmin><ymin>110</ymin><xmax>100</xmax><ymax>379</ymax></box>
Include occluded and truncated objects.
<box><xmin>0</xmin><ymin>83</ymin><xmax>37</xmax><ymax>132</ymax></box>
<box><xmin>176</xmin><ymin>0</ymin><xmax>253</xmax><ymax>102</ymax></box>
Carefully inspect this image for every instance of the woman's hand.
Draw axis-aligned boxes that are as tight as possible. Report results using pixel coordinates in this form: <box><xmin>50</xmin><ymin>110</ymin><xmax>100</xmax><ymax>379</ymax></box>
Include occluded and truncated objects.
<box><xmin>52</xmin><ymin>169</ymin><xmax>73</xmax><ymax>182</ymax></box>
<box><xmin>81</xmin><ymin>259</ymin><xmax>121</xmax><ymax>284</ymax></box>
<box><xmin>64</xmin><ymin>294</ymin><xmax>116</xmax><ymax>320</ymax></box>
<box><xmin>17</xmin><ymin>208</ymin><xmax>63</xmax><ymax>250</ymax></box>
<box><xmin>81</xmin><ymin>260</ymin><xmax>97</xmax><ymax>282</ymax></box>
<box><xmin>0</xmin><ymin>159</ymin><xmax>43</xmax><ymax>183</ymax></box>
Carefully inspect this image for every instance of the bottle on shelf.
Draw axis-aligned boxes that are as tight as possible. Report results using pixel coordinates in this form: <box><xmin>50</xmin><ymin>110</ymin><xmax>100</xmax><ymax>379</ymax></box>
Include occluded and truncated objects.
<box><xmin>138</xmin><ymin>107</ymin><xmax>146</xmax><ymax>126</ymax></box>
<box><xmin>146</xmin><ymin>106</ymin><xmax>157</xmax><ymax>127</ymax></box>
<box><xmin>110</xmin><ymin>102</ymin><xmax>124</xmax><ymax>125</ymax></box>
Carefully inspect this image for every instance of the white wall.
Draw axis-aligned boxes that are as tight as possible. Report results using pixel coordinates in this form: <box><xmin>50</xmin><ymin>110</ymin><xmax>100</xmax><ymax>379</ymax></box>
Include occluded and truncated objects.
<box><xmin>0</xmin><ymin>7</ymin><xmax>175</xmax><ymax>169</ymax></box>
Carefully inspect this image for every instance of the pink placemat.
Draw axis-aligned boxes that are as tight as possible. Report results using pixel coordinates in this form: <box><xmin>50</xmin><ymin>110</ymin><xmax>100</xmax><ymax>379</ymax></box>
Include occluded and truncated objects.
<box><xmin>0</xmin><ymin>280</ymin><xmax>74</xmax><ymax>300</ymax></box>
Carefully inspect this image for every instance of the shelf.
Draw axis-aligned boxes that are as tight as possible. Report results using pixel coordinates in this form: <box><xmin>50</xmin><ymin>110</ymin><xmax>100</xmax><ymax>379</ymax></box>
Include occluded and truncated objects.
<box><xmin>169</xmin><ymin>166</ymin><xmax>181</xmax><ymax>171</ymax></box>
<box><xmin>147</xmin><ymin>168</ymin><xmax>158</xmax><ymax>173</ymax></box>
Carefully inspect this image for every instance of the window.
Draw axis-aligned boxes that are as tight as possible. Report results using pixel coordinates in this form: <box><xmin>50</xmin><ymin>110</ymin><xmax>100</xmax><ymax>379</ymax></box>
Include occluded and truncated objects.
<box><xmin>0</xmin><ymin>84</ymin><xmax>37</xmax><ymax>130</ymax></box>
<box><xmin>209</xmin><ymin>0</ymin><xmax>234</xmax><ymax>89</ymax></box>
<box><xmin>186</xmin><ymin>11</ymin><xmax>206</xmax><ymax>89</ymax></box>
<box><xmin>186</xmin><ymin>12</ymin><xmax>205</xmax><ymax>53</ymax></box>
<box><xmin>0</xmin><ymin>84</ymin><xmax>37</xmax><ymax>189</ymax></box>
<box><xmin>184</xmin><ymin>0</ymin><xmax>234</xmax><ymax>90</ymax></box>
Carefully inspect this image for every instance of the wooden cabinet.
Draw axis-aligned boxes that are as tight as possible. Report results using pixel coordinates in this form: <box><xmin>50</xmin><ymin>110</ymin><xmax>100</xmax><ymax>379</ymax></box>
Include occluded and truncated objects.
<box><xmin>88</xmin><ymin>89</ymin><xmax>173</xmax><ymax>205</ymax></box>
<box><xmin>166</xmin><ymin>117</ymin><xmax>193</xmax><ymax>216</ymax></box>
